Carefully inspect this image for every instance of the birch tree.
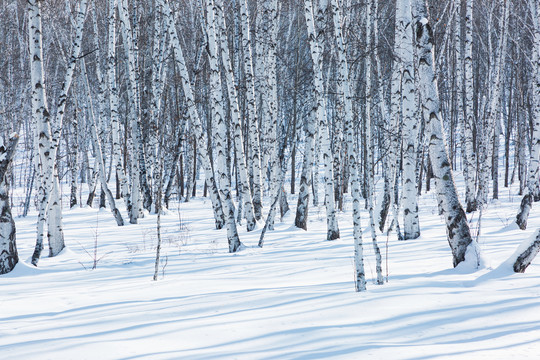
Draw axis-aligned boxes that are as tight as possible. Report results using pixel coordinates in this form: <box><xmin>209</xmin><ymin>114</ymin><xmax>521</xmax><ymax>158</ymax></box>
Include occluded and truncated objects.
<box><xmin>161</xmin><ymin>0</ymin><xmax>226</xmax><ymax>230</ymax></box>
<box><xmin>463</xmin><ymin>0</ymin><xmax>477</xmax><ymax>213</ymax></box>
<box><xmin>107</xmin><ymin>0</ymin><xmax>134</xmax><ymax>221</ymax></box>
<box><xmin>397</xmin><ymin>0</ymin><xmax>421</xmax><ymax>240</ymax></box>
<box><xmin>303</xmin><ymin>0</ymin><xmax>340</xmax><ymax>240</ymax></box>
<box><xmin>29</xmin><ymin>0</ymin><xmax>88</xmax><ymax>265</ymax></box>
<box><xmin>239</xmin><ymin>0</ymin><xmax>263</xmax><ymax>220</ymax></box>
<box><xmin>215</xmin><ymin>0</ymin><xmax>257</xmax><ymax>231</ymax></box>
<box><xmin>0</xmin><ymin>134</ymin><xmax>19</xmax><ymax>275</ymax></box>
<box><xmin>330</xmin><ymin>0</ymin><xmax>365</xmax><ymax>290</ymax></box>
<box><xmin>205</xmin><ymin>0</ymin><xmax>242</xmax><ymax>251</ymax></box>
<box><xmin>517</xmin><ymin>0</ymin><xmax>540</xmax><ymax>229</ymax></box>
<box><xmin>412</xmin><ymin>0</ymin><xmax>474</xmax><ymax>267</ymax></box>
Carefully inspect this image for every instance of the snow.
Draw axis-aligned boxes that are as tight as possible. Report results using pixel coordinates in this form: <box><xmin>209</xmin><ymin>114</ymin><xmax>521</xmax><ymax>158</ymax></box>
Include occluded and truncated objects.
<box><xmin>2</xmin><ymin>179</ymin><xmax>540</xmax><ymax>359</ymax></box>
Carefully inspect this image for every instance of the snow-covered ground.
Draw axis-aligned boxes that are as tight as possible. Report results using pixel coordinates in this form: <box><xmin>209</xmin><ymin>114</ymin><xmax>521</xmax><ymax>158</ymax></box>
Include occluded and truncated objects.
<box><xmin>2</xmin><ymin>178</ymin><xmax>540</xmax><ymax>359</ymax></box>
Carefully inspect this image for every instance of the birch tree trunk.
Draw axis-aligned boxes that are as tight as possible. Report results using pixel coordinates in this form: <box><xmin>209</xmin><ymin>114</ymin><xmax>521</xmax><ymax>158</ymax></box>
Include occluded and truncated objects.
<box><xmin>206</xmin><ymin>0</ymin><xmax>243</xmax><ymax>252</ymax></box>
<box><xmin>215</xmin><ymin>0</ymin><xmax>257</xmax><ymax>232</ymax></box>
<box><xmin>529</xmin><ymin>0</ymin><xmax>540</xmax><ymax>203</ymax></box>
<box><xmin>463</xmin><ymin>0</ymin><xmax>478</xmax><ymax>213</ymax></box>
<box><xmin>107</xmin><ymin>0</ymin><xmax>133</xmax><ymax>221</ymax></box>
<box><xmin>330</xmin><ymin>0</ymin><xmax>365</xmax><ymax>290</ymax></box>
<box><xmin>81</xmin><ymin>59</ymin><xmax>124</xmax><ymax>226</ymax></box>
<box><xmin>513</xmin><ymin>228</ymin><xmax>540</xmax><ymax>273</ymax></box>
<box><xmin>118</xmin><ymin>0</ymin><xmax>145</xmax><ymax>222</ymax></box>
<box><xmin>413</xmin><ymin>0</ymin><xmax>475</xmax><ymax>267</ymax></box>
<box><xmin>161</xmin><ymin>0</ymin><xmax>225</xmax><ymax>229</ymax></box>
<box><xmin>517</xmin><ymin>0</ymin><xmax>540</xmax><ymax>229</ymax></box>
<box><xmin>0</xmin><ymin>134</ymin><xmax>19</xmax><ymax>275</ymax></box>
<box><xmin>388</xmin><ymin>0</ymin><xmax>405</xmax><ymax>240</ymax></box>
<box><xmin>239</xmin><ymin>0</ymin><xmax>263</xmax><ymax>220</ymax></box>
<box><xmin>478</xmin><ymin>0</ymin><xmax>509</xmax><ymax>206</ymax></box>
<box><xmin>396</xmin><ymin>0</ymin><xmax>421</xmax><ymax>240</ymax></box>
<box><xmin>304</xmin><ymin>0</ymin><xmax>340</xmax><ymax>240</ymax></box>
<box><xmin>29</xmin><ymin>0</ymin><xmax>88</xmax><ymax>264</ymax></box>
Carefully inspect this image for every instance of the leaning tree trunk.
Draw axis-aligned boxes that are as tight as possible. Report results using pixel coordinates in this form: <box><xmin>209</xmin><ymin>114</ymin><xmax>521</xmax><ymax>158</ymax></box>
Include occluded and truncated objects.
<box><xmin>0</xmin><ymin>134</ymin><xmax>19</xmax><ymax>275</ymax></box>
<box><xmin>161</xmin><ymin>0</ymin><xmax>225</xmax><ymax>229</ymax></box>
<box><xmin>513</xmin><ymin>228</ymin><xmax>540</xmax><ymax>273</ymax></box>
<box><xmin>413</xmin><ymin>0</ymin><xmax>474</xmax><ymax>268</ymax></box>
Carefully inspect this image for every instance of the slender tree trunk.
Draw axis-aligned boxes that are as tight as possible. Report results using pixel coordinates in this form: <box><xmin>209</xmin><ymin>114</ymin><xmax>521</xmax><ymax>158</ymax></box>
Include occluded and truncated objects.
<box><xmin>206</xmin><ymin>0</ymin><xmax>242</xmax><ymax>251</ymax></box>
<box><xmin>397</xmin><ymin>0</ymin><xmax>421</xmax><ymax>240</ymax></box>
<box><xmin>304</xmin><ymin>0</ymin><xmax>339</xmax><ymax>240</ymax></box>
<box><xmin>162</xmin><ymin>0</ymin><xmax>225</xmax><ymax>229</ymax></box>
<box><xmin>330</xmin><ymin>0</ymin><xmax>365</xmax><ymax>290</ymax></box>
<box><xmin>238</xmin><ymin>0</ymin><xmax>262</xmax><ymax>219</ymax></box>
<box><xmin>108</xmin><ymin>0</ymin><xmax>133</xmax><ymax>220</ymax></box>
<box><xmin>215</xmin><ymin>0</ymin><xmax>257</xmax><ymax>231</ymax></box>
<box><xmin>413</xmin><ymin>0</ymin><xmax>475</xmax><ymax>267</ymax></box>
<box><xmin>0</xmin><ymin>134</ymin><xmax>19</xmax><ymax>274</ymax></box>
<box><xmin>463</xmin><ymin>0</ymin><xmax>478</xmax><ymax>212</ymax></box>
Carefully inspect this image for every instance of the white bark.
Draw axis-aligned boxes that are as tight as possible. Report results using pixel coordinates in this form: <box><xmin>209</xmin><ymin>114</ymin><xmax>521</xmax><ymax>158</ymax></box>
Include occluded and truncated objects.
<box><xmin>413</xmin><ymin>0</ymin><xmax>475</xmax><ymax>267</ymax></box>
<box><xmin>215</xmin><ymin>0</ymin><xmax>257</xmax><ymax>232</ymax></box>
<box><xmin>478</xmin><ymin>0</ymin><xmax>509</xmax><ymax>206</ymax></box>
<box><xmin>29</xmin><ymin>0</ymin><xmax>88</xmax><ymax>264</ymax></box>
<box><xmin>365</xmin><ymin>0</ymin><xmax>383</xmax><ymax>283</ymax></box>
<box><xmin>81</xmin><ymin>59</ymin><xmax>124</xmax><ymax>226</ymax></box>
<box><xmin>389</xmin><ymin>0</ymin><xmax>405</xmax><ymax>240</ymax></box>
<box><xmin>239</xmin><ymin>0</ymin><xmax>263</xmax><ymax>220</ymax></box>
<box><xmin>304</xmin><ymin>0</ymin><xmax>340</xmax><ymax>240</ymax></box>
<box><xmin>528</xmin><ymin>0</ymin><xmax>540</xmax><ymax>201</ymax></box>
<box><xmin>397</xmin><ymin>0</ymin><xmax>421</xmax><ymax>240</ymax></box>
<box><xmin>206</xmin><ymin>0</ymin><xmax>243</xmax><ymax>252</ymax></box>
<box><xmin>517</xmin><ymin>0</ymin><xmax>540</xmax><ymax>229</ymax></box>
<box><xmin>330</xmin><ymin>0</ymin><xmax>365</xmax><ymax>290</ymax></box>
<box><xmin>118</xmin><ymin>0</ymin><xmax>145</xmax><ymax>222</ymax></box>
<box><xmin>107</xmin><ymin>0</ymin><xmax>133</xmax><ymax>219</ymax></box>
<box><xmin>463</xmin><ymin>0</ymin><xmax>477</xmax><ymax>212</ymax></box>
<box><xmin>513</xmin><ymin>228</ymin><xmax>540</xmax><ymax>273</ymax></box>
<box><xmin>161</xmin><ymin>0</ymin><xmax>225</xmax><ymax>229</ymax></box>
<box><xmin>0</xmin><ymin>134</ymin><xmax>19</xmax><ymax>275</ymax></box>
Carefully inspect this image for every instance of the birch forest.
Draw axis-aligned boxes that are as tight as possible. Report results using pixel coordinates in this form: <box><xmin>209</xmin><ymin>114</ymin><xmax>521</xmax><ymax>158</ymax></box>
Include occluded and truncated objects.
<box><xmin>1</xmin><ymin>0</ymin><xmax>540</xmax><ymax>285</ymax></box>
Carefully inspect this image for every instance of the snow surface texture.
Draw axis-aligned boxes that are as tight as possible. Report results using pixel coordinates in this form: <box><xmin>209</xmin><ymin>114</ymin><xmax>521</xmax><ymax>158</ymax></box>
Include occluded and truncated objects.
<box><xmin>2</xmin><ymin>179</ymin><xmax>540</xmax><ymax>359</ymax></box>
